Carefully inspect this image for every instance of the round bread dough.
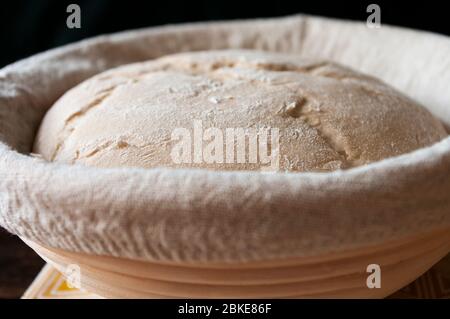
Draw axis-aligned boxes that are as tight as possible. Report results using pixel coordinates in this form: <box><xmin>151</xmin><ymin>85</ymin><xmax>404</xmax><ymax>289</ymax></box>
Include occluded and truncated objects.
<box><xmin>33</xmin><ymin>50</ymin><xmax>448</xmax><ymax>172</ymax></box>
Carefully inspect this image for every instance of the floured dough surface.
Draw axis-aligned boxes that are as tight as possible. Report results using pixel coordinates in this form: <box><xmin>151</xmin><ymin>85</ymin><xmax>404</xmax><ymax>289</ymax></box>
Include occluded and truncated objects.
<box><xmin>34</xmin><ymin>50</ymin><xmax>447</xmax><ymax>172</ymax></box>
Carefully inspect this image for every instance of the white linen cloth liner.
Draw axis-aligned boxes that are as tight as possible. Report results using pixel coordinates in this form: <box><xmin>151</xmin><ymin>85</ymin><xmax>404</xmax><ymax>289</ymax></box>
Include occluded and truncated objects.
<box><xmin>0</xmin><ymin>15</ymin><xmax>449</xmax><ymax>263</ymax></box>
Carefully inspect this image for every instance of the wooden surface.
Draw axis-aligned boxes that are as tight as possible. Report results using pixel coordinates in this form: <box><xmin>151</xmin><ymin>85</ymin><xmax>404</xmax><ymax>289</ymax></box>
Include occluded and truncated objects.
<box><xmin>389</xmin><ymin>253</ymin><xmax>450</xmax><ymax>298</ymax></box>
<box><xmin>0</xmin><ymin>229</ymin><xmax>45</xmax><ymax>299</ymax></box>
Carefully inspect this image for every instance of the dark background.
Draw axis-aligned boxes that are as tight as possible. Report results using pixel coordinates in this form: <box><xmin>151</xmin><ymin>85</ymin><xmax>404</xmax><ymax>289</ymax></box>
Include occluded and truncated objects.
<box><xmin>1</xmin><ymin>0</ymin><xmax>450</xmax><ymax>298</ymax></box>
<box><xmin>1</xmin><ymin>0</ymin><xmax>450</xmax><ymax>68</ymax></box>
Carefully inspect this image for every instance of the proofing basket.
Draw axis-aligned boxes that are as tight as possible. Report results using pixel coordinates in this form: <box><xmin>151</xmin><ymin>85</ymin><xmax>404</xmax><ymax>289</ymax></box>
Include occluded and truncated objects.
<box><xmin>1</xmin><ymin>15</ymin><xmax>450</xmax><ymax>298</ymax></box>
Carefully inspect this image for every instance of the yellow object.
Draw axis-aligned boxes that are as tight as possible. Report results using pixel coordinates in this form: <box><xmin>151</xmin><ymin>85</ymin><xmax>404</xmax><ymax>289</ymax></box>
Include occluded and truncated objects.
<box><xmin>22</xmin><ymin>264</ymin><xmax>101</xmax><ymax>299</ymax></box>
